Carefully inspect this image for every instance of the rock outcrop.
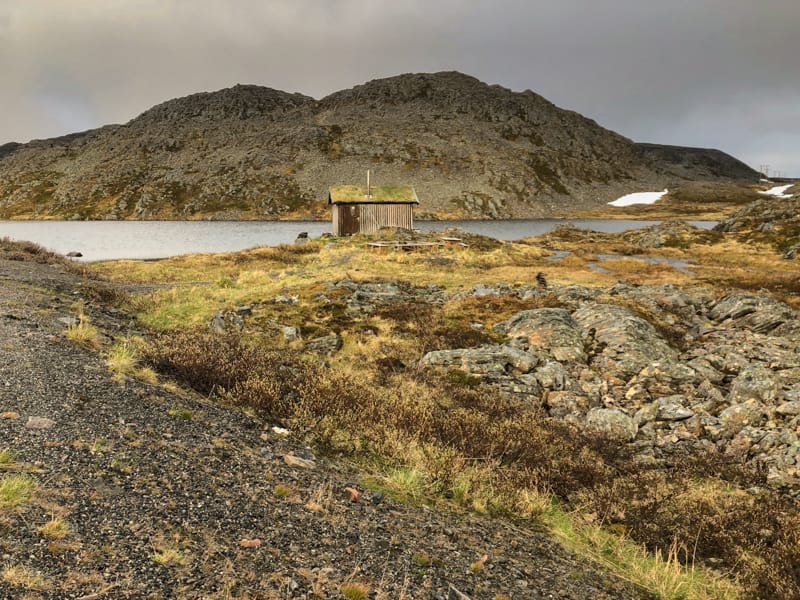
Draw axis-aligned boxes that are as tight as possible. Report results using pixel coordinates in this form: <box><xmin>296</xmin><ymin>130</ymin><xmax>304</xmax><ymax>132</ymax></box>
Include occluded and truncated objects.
<box><xmin>715</xmin><ymin>195</ymin><xmax>800</xmax><ymax>258</ymax></box>
<box><xmin>418</xmin><ymin>284</ymin><xmax>800</xmax><ymax>494</ymax></box>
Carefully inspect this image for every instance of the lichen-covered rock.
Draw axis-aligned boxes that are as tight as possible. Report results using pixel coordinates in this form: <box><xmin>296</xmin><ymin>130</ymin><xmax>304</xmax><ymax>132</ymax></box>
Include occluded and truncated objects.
<box><xmin>718</xmin><ymin>400</ymin><xmax>767</xmax><ymax>436</ymax></box>
<box><xmin>585</xmin><ymin>408</ymin><xmax>638</xmax><ymax>441</ymax></box>
<box><xmin>494</xmin><ymin>308</ymin><xmax>586</xmax><ymax>362</ymax></box>
<box><xmin>572</xmin><ymin>304</ymin><xmax>676</xmax><ymax>379</ymax></box>
<box><xmin>654</xmin><ymin>395</ymin><xmax>694</xmax><ymax>421</ymax></box>
<box><xmin>419</xmin><ymin>345</ymin><xmax>538</xmax><ymax>377</ymax></box>
<box><xmin>728</xmin><ymin>365</ymin><xmax>781</xmax><ymax>405</ymax></box>
<box><xmin>533</xmin><ymin>360</ymin><xmax>571</xmax><ymax>391</ymax></box>
<box><xmin>304</xmin><ymin>334</ymin><xmax>343</xmax><ymax>356</ymax></box>
<box><xmin>708</xmin><ymin>293</ymin><xmax>795</xmax><ymax>333</ymax></box>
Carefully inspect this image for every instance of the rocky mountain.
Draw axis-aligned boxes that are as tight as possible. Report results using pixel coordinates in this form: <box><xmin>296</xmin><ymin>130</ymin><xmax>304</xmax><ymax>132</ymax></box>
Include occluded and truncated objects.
<box><xmin>0</xmin><ymin>71</ymin><xmax>759</xmax><ymax>220</ymax></box>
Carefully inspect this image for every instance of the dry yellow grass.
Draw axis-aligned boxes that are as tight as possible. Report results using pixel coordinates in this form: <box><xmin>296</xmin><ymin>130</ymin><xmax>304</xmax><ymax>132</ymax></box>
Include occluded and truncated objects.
<box><xmin>1</xmin><ymin>564</ymin><xmax>49</xmax><ymax>590</ymax></box>
<box><xmin>89</xmin><ymin>227</ymin><xmax>800</xmax><ymax>600</ymax></box>
<box><xmin>37</xmin><ymin>517</ymin><xmax>70</xmax><ymax>539</ymax></box>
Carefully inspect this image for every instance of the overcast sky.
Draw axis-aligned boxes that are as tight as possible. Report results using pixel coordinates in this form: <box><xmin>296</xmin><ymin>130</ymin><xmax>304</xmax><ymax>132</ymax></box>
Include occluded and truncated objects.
<box><xmin>1</xmin><ymin>0</ymin><xmax>798</xmax><ymax>176</ymax></box>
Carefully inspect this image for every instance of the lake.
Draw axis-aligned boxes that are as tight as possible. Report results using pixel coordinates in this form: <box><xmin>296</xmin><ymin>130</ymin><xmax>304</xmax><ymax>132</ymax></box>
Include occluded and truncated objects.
<box><xmin>0</xmin><ymin>219</ymin><xmax>717</xmax><ymax>262</ymax></box>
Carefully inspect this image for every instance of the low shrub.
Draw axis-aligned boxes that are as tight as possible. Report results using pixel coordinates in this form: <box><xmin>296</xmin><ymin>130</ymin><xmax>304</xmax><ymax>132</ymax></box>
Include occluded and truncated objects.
<box><xmin>142</xmin><ymin>330</ymin><xmax>800</xmax><ymax>598</ymax></box>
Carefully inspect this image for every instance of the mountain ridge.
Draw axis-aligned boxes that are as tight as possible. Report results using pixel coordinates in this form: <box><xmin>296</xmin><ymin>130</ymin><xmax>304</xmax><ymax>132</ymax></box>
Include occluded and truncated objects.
<box><xmin>0</xmin><ymin>71</ymin><xmax>758</xmax><ymax>220</ymax></box>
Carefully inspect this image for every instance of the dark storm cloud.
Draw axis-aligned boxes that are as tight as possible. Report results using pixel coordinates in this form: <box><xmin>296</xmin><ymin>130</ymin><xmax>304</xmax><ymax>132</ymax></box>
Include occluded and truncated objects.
<box><xmin>1</xmin><ymin>0</ymin><xmax>798</xmax><ymax>175</ymax></box>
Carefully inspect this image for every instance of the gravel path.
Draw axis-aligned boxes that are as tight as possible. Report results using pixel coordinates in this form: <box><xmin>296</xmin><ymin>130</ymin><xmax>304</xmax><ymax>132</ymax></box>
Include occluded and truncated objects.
<box><xmin>0</xmin><ymin>255</ymin><xmax>651</xmax><ymax>599</ymax></box>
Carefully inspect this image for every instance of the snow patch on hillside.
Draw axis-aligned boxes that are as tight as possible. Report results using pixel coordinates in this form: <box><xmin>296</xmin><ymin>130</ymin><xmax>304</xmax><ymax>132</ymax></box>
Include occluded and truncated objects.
<box><xmin>608</xmin><ymin>189</ymin><xmax>668</xmax><ymax>207</ymax></box>
<box><xmin>759</xmin><ymin>184</ymin><xmax>793</xmax><ymax>199</ymax></box>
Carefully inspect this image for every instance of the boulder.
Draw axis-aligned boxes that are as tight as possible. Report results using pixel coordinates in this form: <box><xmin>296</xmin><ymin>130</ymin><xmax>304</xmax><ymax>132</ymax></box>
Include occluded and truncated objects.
<box><xmin>494</xmin><ymin>308</ymin><xmax>586</xmax><ymax>363</ymax></box>
<box><xmin>572</xmin><ymin>304</ymin><xmax>675</xmax><ymax>379</ymax></box>
<box><xmin>728</xmin><ymin>365</ymin><xmax>780</xmax><ymax>405</ymax></box>
<box><xmin>585</xmin><ymin>408</ymin><xmax>638</xmax><ymax>441</ymax></box>
<box><xmin>419</xmin><ymin>345</ymin><xmax>538</xmax><ymax>377</ymax></box>
<box><xmin>304</xmin><ymin>334</ymin><xmax>343</xmax><ymax>356</ymax></box>
<box><xmin>708</xmin><ymin>293</ymin><xmax>794</xmax><ymax>333</ymax></box>
<box><xmin>718</xmin><ymin>400</ymin><xmax>767</xmax><ymax>437</ymax></box>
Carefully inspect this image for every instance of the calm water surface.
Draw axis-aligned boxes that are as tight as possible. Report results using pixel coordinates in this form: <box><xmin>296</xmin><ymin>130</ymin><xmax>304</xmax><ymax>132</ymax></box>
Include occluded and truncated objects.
<box><xmin>0</xmin><ymin>219</ymin><xmax>717</xmax><ymax>262</ymax></box>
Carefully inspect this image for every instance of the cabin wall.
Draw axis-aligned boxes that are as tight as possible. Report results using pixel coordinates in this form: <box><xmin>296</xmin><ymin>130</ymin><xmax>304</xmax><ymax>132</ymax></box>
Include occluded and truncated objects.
<box><xmin>332</xmin><ymin>203</ymin><xmax>414</xmax><ymax>236</ymax></box>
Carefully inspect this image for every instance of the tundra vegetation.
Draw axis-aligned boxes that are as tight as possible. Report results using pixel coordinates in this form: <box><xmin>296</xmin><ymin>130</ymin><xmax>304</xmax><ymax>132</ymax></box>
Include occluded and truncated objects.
<box><xmin>89</xmin><ymin>213</ymin><xmax>800</xmax><ymax>600</ymax></box>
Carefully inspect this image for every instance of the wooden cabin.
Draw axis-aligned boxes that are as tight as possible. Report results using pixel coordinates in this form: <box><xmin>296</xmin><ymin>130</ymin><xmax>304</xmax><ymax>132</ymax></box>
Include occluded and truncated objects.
<box><xmin>328</xmin><ymin>184</ymin><xmax>419</xmax><ymax>236</ymax></box>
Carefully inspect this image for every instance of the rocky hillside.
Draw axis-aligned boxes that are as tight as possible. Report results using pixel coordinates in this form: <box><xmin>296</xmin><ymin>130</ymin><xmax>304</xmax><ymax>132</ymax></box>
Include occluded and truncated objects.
<box><xmin>715</xmin><ymin>189</ymin><xmax>800</xmax><ymax>258</ymax></box>
<box><xmin>0</xmin><ymin>71</ymin><xmax>759</xmax><ymax>220</ymax></box>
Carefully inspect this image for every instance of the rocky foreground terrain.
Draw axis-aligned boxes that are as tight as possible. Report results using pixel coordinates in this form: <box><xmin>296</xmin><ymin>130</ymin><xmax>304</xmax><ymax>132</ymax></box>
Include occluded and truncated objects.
<box><xmin>0</xmin><ymin>247</ymin><xmax>650</xmax><ymax>599</ymax></box>
<box><xmin>3</xmin><ymin>193</ymin><xmax>800</xmax><ymax>598</ymax></box>
<box><xmin>419</xmin><ymin>282</ymin><xmax>800</xmax><ymax>492</ymax></box>
<box><xmin>0</xmin><ymin>71</ymin><xmax>758</xmax><ymax>221</ymax></box>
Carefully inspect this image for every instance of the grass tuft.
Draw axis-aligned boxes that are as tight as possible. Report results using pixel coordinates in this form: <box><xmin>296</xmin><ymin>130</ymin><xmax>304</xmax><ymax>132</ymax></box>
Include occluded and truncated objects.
<box><xmin>106</xmin><ymin>339</ymin><xmax>140</xmax><ymax>377</ymax></box>
<box><xmin>0</xmin><ymin>474</ymin><xmax>36</xmax><ymax>510</ymax></box>
<box><xmin>0</xmin><ymin>449</ymin><xmax>17</xmax><ymax>467</ymax></box>
<box><xmin>340</xmin><ymin>582</ymin><xmax>370</xmax><ymax>600</ymax></box>
<box><xmin>152</xmin><ymin>547</ymin><xmax>188</xmax><ymax>567</ymax></box>
<box><xmin>65</xmin><ymin>313</ymin><xmax>101</xmax><ymax>349</ymax></box>
<box><xmin>1</xmin><ymin>563</ymin><xmax>48</xmax><ymax>590</ymax></box>
<box><xmin>37</xmin><ymin>517</ymin><xmax>70</xmax><ymax>539</ymax></box>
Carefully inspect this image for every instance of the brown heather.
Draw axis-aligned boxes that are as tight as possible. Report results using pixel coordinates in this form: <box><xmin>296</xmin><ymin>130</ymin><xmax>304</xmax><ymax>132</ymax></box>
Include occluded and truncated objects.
<box><xmin>142</xmin><ymin>328</ymin><xmax>799</xmax><ymax>598</ymax></box>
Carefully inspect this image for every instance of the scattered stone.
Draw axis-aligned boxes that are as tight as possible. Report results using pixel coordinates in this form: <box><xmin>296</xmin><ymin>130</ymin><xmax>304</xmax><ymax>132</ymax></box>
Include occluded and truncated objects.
<box><xmin>655</xmin><ymin>396</ymin><xmax>694</xmax><ymax>421</ymax></box>
<box><xmin>58</xmin><ymin>316</ymin><xmax>80</xmax><ymax>327</ymax></box>
<box><xmin>235</xmin><ymin>305</ymin><xmax>253</xmax><ymax>316</ymax></box>
<box><xmin>345</xmin><ymin>487</ymin><xmax>361</xmax><ymax>502</ymax></box>
<box><xmin>283</xmin><ymin>454</ymin><xmax>316</xmax><ymax>469</ymax></box>
<box><xmin>271</xmin><ymin>426</ymin><xmax>290</xmax><ymax>436</ymax></box>
<box><xmin>719</xmin><ymin>400</ymin><xmax>767</xmax><ymax>437</ymax></box>
<box><xmin>1</xmin><ymin>411</ymin><xmax>20</xmax><ymax>419</ymax></box>
<box><xmin>25</xmin><ymin>416</ymin><xmax>56</xmax><ymax>429</ymax></box>
<box><xmin>66</xmin><ymin>251</ymin><xmax>83</xmax><ymax>258</ymax></box>
<box><xmin>304</xmin><ymin>334</ymin><xmax>343</xmax><ymax>356</ymax></box>
<box><xmin>448</xmin><ymin>584</ymin><xmax>471</xmax><ymax>599</ymax></box>
<box><xmin>239</xmin><ymin>538</ymin><xmax>261</xmax><ymax>548</ymax></box>
<box><xmin>274</xmin><ymin>294</ymin><xmax>299</xmax><ymax>304</ymax></box>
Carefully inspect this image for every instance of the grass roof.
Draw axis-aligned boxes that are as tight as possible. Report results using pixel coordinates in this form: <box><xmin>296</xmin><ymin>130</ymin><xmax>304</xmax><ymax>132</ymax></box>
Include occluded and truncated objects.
<box><xmin>328</xmin><ymin>185</ymin><xmax>419</xmax><ymax>204</ymax></box>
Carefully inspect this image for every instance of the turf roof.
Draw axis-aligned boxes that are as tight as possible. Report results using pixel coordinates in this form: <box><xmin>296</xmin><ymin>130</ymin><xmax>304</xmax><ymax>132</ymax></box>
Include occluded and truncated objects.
<box><xmin>328</xmin><ymin>185</ymin><xmax>419</xmax><ymax>204</ymax></box>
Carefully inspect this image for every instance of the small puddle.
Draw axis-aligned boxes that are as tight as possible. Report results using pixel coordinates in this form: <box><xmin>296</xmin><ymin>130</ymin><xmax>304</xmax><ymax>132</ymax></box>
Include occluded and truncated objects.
<box><xmin>546</xmin><ymin>250</ymin><xmax>694</xmax><ymax>274</ymax></box>
<box><xmin>543</xmin><ymin>250</ymin><xmax>572</xmax><ymax>262</ymax></box>
<box><xmin>590</xmin><ymin>254</ymin><xmax>694</xmax><ymax>274</ymax></box>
